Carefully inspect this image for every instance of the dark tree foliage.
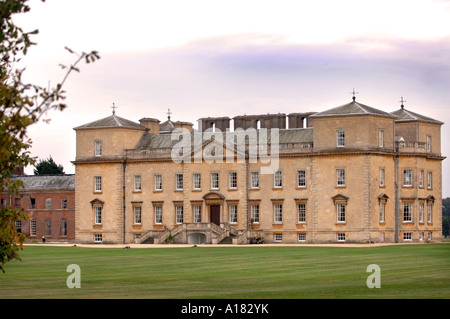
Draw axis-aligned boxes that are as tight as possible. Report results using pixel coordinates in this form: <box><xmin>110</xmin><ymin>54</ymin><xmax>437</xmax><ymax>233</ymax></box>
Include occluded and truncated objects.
<box><xmin>33</xmin><ymin>156</ymin><xmax>65</xmax><ymax>175</ymax></box>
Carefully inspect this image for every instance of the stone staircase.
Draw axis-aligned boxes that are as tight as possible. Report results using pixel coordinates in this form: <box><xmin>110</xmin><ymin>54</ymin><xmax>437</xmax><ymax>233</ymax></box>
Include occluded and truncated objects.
<box><xmin>135</xmin><ymin>223</ymin><xmax>254</xmax><ymax>244</ymax></box>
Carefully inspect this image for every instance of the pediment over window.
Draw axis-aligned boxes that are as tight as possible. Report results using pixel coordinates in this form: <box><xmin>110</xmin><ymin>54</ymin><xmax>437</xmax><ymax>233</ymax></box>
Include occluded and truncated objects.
<box><xmin>332</xmin><ymin>194</ymin><xmax>348</xmax><ymax>204</ymax></box>
<box><xmin>90</xmin><ymin>198</ymin><xmax>104</xmax><ymax>207</ymax></box>
<box><xmin>378</xmin><ymin>193</ymin><xmax>389</xmax><ymax>203</ymax></box>
<box><xmin>426</xmin><ymin>195</ymin><xmax>435</xmax><ymax>203</ymax></box>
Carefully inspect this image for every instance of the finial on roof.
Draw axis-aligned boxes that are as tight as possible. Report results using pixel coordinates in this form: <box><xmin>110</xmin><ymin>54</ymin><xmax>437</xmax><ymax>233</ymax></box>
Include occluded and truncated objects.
<box><xmin>400</xmin><ymin>97</ymin><xmax>406</xmax><ymax>109</ymax></box>
<box><xmin>111</xmin><ymin>103</ymin><xmax>117</xmax><ymax>115</ymax></box>
<box><xmin>167</xmin><ymin>108</ymin><xmax>172</xmax><ymax>120</ymax></box>
<box><xmin>350</xmin><ymin>88</ymin><xmax>358</xmax><ymax>101</ymax></box>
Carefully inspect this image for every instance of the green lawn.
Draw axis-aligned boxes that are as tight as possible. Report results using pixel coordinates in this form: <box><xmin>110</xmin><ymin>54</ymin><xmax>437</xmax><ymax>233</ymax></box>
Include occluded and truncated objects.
<box><xmin>1</xmin><ymin>244</ymin><xmax>449</xmax><ymax>299</ymax></box>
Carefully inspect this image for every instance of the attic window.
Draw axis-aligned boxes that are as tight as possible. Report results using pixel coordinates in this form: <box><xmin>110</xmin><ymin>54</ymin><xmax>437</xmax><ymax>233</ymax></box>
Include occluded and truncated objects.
<box><xmin>95</xmin><ymin>140</ymin><xmax>102</xmax><ymax>156</ymax></box>
<box><xmin>336</xmin><ymin>130</ymin><xmax>345</xmax><ymax>147</ymax></box>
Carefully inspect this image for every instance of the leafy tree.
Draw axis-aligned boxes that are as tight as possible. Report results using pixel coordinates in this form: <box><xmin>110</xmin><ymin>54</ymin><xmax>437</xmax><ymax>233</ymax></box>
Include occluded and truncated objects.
<box><xmin>1</xmin><ymin>0</ymin><xmax>99</xmax><ymax>272</ymax></box>
<box><xmin>33</xmin><ymin>156</ymin><xmax>65</xmax><ymax>175</ymax></box>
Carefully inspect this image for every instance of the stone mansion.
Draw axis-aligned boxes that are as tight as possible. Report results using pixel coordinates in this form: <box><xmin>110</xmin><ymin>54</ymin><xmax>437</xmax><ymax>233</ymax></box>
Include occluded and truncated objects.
<box><xmin>73</xmin><ymin>97</ymin><xmax>444</xmax><ymax>244</ymax></box>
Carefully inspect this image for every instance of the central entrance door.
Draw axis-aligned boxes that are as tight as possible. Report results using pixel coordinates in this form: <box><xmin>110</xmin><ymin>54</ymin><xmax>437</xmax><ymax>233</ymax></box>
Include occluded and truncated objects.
<box><xmin>210</xmin><ymin>205</ymin><xmax>221</xmax><ymax>226</ymax></box>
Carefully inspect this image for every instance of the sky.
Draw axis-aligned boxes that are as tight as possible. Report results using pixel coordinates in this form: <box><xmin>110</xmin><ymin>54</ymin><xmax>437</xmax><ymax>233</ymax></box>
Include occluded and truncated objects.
<box><xmin>12</xmin><ymin>0</ymin><xmax>450</xmax><ymax>196</ymax></box>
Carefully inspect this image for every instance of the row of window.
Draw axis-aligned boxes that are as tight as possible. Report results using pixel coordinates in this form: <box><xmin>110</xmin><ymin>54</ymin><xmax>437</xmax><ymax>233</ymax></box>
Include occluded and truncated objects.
<box><xmin>92</xmin><ymin>202</ymin><xmax>307</xmax><ymax>226</ymax></box>
<box><xmin>93</xmin><ymin>200</ymin><xmax>434</xmax><ymax>226</ymax></box>
<box><xmin>403</xmin><ymin>202</ymin><xmax>434</xmax><ymax>223</ymax></box>
<box><xmin>15</xmin><ymin>219</ymin><xmax>68</xmax><ymax>237</ymax></box>
<box><xmin>1</xmin><ymin>197</ymin><xmax>69</xmax><ymax>209</ymax></box>
<box><xmin>336</xmin><ymin>129</ymin><xmax>433</xmax><ymax>152</ymax></box>
<box><xmin>93</xmin><ymin>169</ymin><xmax>340</xmax><ymax>193</ymax></box>
<box><xmin>403</xmin><ymin>169</ymin><xmax>433</xmax><ymax>189</ymax></box>
<box><xmin>91</xmin><ymin>168</ymin><xmax>434</xmax><ymax>193</ymax></box>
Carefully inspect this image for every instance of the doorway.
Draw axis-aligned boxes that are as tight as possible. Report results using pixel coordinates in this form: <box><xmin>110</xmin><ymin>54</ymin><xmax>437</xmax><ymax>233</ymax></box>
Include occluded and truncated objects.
<box><xmin>210</xmin><ymin>205</ymin><xmax>220</xmax><ymax>226</ymax></box>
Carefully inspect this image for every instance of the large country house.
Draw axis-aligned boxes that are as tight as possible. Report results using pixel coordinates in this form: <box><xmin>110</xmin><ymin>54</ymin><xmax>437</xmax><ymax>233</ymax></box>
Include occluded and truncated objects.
<box><xmin>72</xmin><ymin>97</ymin><xmax>444</xmax><ymax>244</ymax></box>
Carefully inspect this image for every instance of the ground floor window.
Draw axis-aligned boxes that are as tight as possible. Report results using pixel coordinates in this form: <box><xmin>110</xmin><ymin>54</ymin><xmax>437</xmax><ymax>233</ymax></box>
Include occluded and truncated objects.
<box><xmin>30</xmin><ymin>220</ymin><xmax>36</xmax><ymax>236</ymax></box>
<box><xmin>45</xmin><ymin>220</ymin><xmax>51</xmax><ymax>236</ymax></box>
<box><xmin>60</xmin><ymin>220</ymin><xmax>67</xmax><ymax>236</ymax></box>
<box><xmin>134</xmin><ymin>206</ymin><xmax>142</xmax><ymax>224</ymax></box>
<box><xmin>251</xmin><ymin>204</ymin><xmax>259</xmax><ymax>223</ymax></box>
<box><xmin>193</xmin><ymin>205</ymin><xmax>202</xmax><ymax>223</ymax></box>
<box><xmin>297</xmin><ymin>203</ymin><xmax>306</xmax><ymax>223</ymax></box>
<box><xmin>15</xmin><ymin>220</ymin><xmax>22</xmax><ymax>233</ymax></box>
<box><xmin>403</xmin><ymin>232</ymin><xmax>412</xmax><ymax>241</ymax></box>
<box><xmin>176</xmin><ymin>206</ymin><xmax>183</xmax><ymax>224</ymax></box>
<box><xmin>94</xmin><ymin>234</ymin><xmax>102</xmax><ymax>242</ymax></box>
<box><xmin>154</xmin><ymin>206</ymin><xmax>162</xmax><ymax>224</ymax></box>
<box><xmin>298</xmin><ymin>233</ymin><xmax>306</xmax><ymax>242</ymax></box>
<box><xmin>229</xmin><ymin>205</ymin><xmax>237</xmax><ymax>223</ymax></box>
<box><xmin>337</xmin><ymin>233</ymin><xmax>346</xmax><ymax>242</ymax></box>
<box><xmin>274</xmin><ymin>233</ymin><xmax>283</xmax><ymax>242</ymax></box>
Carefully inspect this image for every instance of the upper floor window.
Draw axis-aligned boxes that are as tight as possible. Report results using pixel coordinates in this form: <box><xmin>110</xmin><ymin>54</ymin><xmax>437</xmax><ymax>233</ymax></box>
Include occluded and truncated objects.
<box><xmin>193</xmin><ymin>173</ymin><xmax>201</xmax><ymax>190</ymax></box>
<box><xmin>45</xmin><ymin>198</ymin><xmax>51</xmax><ymax>209</ymax></box>
<box><xmin>336</xmin><ymin>130</ymin><xmax>345</xmax><ymax>147</ymax></box>
<box><xmin>154</xmin><ymin>174</ymin><xmax>162</xmax><ymax>191</ymax></box>
<box><xmin>175</xmin><ymin>174</ymin><xmax>183</xmax><ymax>190</ymax></box>
<box><xmin>336</xmin><ymin>169</ymin><xmax>346</xmax><ymax>186</ymax></box>
<box><xmin>274</xmin><ymin>171</ymin><xmax>283</xmax><ymax>188</ymax></box>
<box><xmin>95</xmin><ymin>140</ymin><xmax>102</xmax><ymax>156</ymax></box>
<box><xmin>94</xmin><ymin>176</ymin><xmax>102</xmax><ymax>192</ymax></box>
<box><xmin>229</xmin><ymin>172</ymin><xmax>237</xmax><ymax>189</ymax></box>
<box><xmin>379</xmin><ymin>168</ymin><xmax>385</xmax><ymax>187</ymax></box>
<box><xmin>251</xmin><ymin>172</ymin><xmax>259</xmax><ymax>188</ymax></box>
<box><xmin>427</xmin><ymin>172</ymin><xmax>432</xmax><ymax>189</ymax></box>
<box><xmin>419</xmin><ymin>170</ymin><xmax>424</xmax><ymax>188</ymax></box>
<box><xmin>378</xmin><ymin>130</ymin><xmax>384</xmax><ymax>147</ymax></box>
<box><xmin>211</xmin><ymin>173</ymin><xmax>219</xmax><ymax>190</ymax></box>
<box><xmin>427</xmin><ymin>135</ymin><xmax>432</xmax><ymax>152</ymax></box>
<box><xmin>61</xmin><ymin>197</ymin><xmax>67</xmax><ymax>209</ymax></box>
<box><xmin>134</xmin><ymin>175</ymin><xmax>142</xmax><ymax>191</ymax></box>
<box><xmin>403</xmin><ymin>170</ymin><xmax>413</xmax><ymax>187</ymax></box>
<box><xmin>297</xmin><ymin>170</ymin><xmax>306</xmax><ymax>188</ymax></box>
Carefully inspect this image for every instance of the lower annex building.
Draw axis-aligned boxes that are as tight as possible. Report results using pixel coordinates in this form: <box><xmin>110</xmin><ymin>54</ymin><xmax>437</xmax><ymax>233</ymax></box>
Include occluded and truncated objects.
<box><xmin>73</xmin><ymin>97</ymin><xmax>444</xmax><ymax>244</ymax></box>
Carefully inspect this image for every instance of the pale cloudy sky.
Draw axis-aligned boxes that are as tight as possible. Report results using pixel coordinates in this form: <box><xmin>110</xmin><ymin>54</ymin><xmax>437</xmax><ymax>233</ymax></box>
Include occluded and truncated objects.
<box><xmin>15</xmin><ymin>0</ymin><xmax>450</xmax><ymax>196</ymax></box>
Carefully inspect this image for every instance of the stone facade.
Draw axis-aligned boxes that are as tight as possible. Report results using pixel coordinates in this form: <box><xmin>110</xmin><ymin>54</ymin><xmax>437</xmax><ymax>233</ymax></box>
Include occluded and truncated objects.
<box><xmin>73</xmin><ymin>99</ymin><xmax>444</xmax><ymax>244</ymax></box>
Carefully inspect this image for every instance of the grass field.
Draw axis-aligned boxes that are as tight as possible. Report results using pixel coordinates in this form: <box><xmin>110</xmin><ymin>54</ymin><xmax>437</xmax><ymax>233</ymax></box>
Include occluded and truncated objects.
<box><xmin>0</xmin><ymin>244</ymin><xmax>449</xmax><ymax>299</ymax></box>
